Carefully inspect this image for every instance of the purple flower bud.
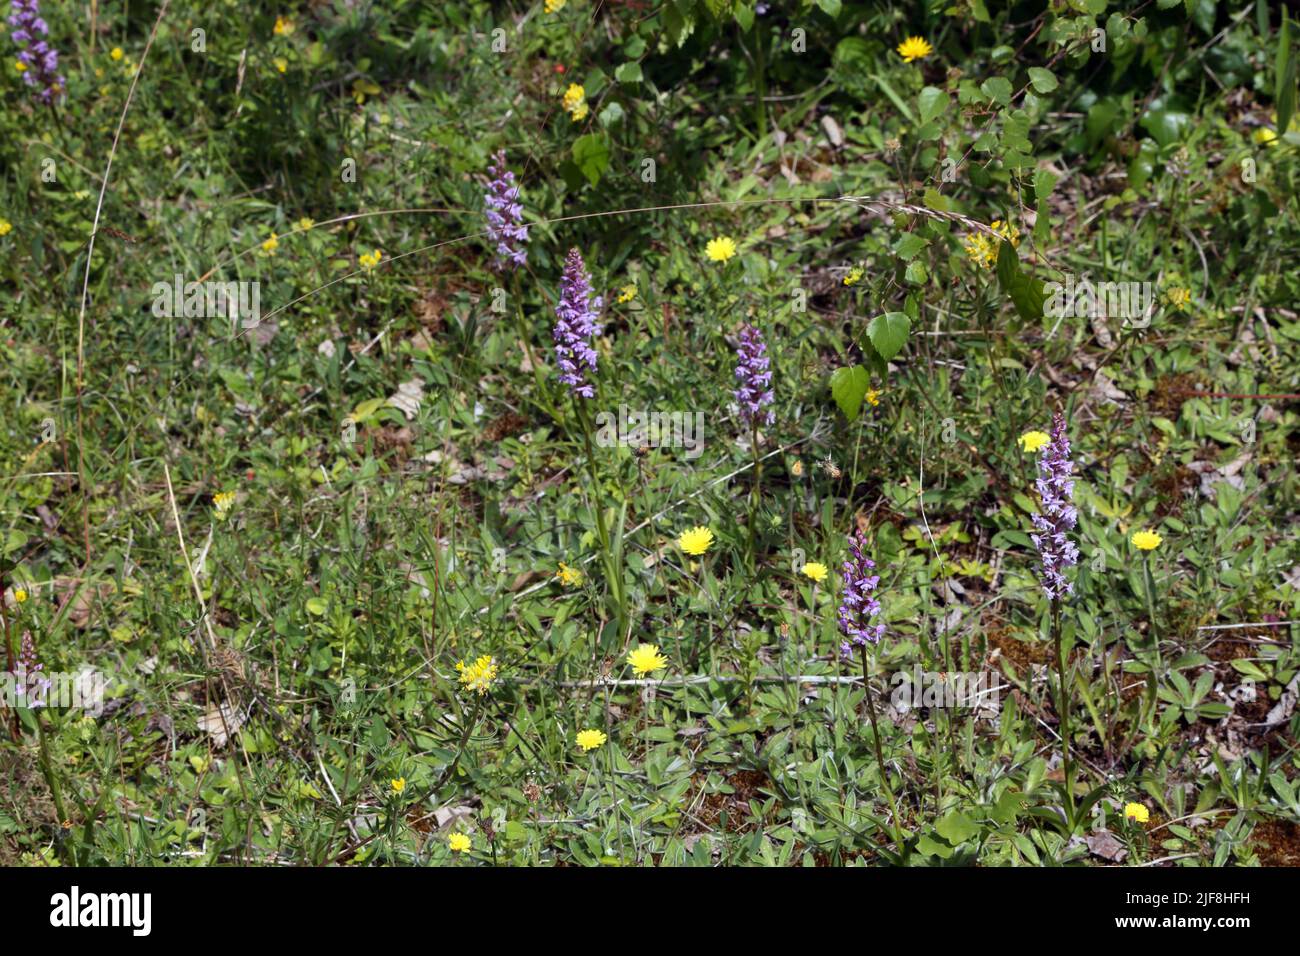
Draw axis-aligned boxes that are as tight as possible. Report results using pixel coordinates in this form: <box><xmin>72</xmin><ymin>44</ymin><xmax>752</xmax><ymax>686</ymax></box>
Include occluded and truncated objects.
<box><xmin>838</xmin><ymin>530</ymin><xmax>886</xmax><ymax>658</ymax></box>
<box><xmin>483</xmin><ymin>150</ymin><xmax>529</xmax><ymax>270</ymax></box>
<box><xmin>733</xmin><ymin>324</ymin><xmax>775</xmax><ymax>427</ymax></box>
<box><xmin>8</xmin><ymin>0</ymin><xmax>63</xmax><ymax>103</ymax></box>
<box><xmin>15</xmin><ymin>631</ymin><xmax>51</xmax><ymax>709</ymax></box>
<box><xmin>552</xmin><ymin>248</ymin><xmax>602</xmax><ymax>399</ymax></box>
<box><xmin>1029</xmin><ymin>412</ymin><xmax>1080</xmax><ymax>599</ymax></box>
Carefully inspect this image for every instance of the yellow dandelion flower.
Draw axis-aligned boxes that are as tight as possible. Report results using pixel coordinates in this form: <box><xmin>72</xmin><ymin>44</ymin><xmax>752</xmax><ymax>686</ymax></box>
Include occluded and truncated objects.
<box><xmin>1130</xmin><ymin>529</ymin><xmax>1162</xmax><ymax>551</ymax></box>
<box><xmin>110</xmin><ymin>47</ymin><xmax>124</xmax><ymax>62</ymax></box>
<box><xmin>801</xmin><ymin>562</ymin><xmax>828</xmax><ymax>584</ymax></box>
<box><xmin>562</xmin><ymin>83</ymin><xmax>588</xmax><ymax>121</ymax></box>
<box><xmin>273</xmin><ymin>16</ymin><xmax>294</xmax><ymax>37</ymax></box>
<box><xmin>1018</xmin><ymin>430</ymin><xmax>1050</xmax><ymax>453</ymax></box>
<box><xmin>273</xmin><ymin>57</ymin><xmax>288</xmax><ymax>74</ymax></box>
<box><xmin>14</xmin><ymin>588</ymin><xmax>28</xmax><ymax>604</ymax></box>
<box><xmin>455</xmin><ymin>655</ymin><xmax>499</xmax><ymax>695</ymax></box>
<box><xmin>0</xmin><ymin>219</ymin><xmax>11</xmax><ymax>237</ymax></box>
<box><xmin>1123</xmin><ymin>802</ymin><xmax>1150</xmax><ymax>824</ymax></box>
<box><xmin>677</xmin><ymin>526</ymin><xmax>715</xmax><ymax>556</ymax></box>
<box><xmin>15</xmin><ymin>60</ymin><xmax>28</xmax><ymax>73</ymax></box>
<box><xmin>576</xmin><ymin>729</ymin><xmax>607</xmax><ymax>752</ymax></box>
<box><xmin>704</xmin><ymin>236</ymin><xmax>737</xmax><ymax>263</ymax></box>
<box><xmin>627</xmin><ymin>643</ymin><xmax>668</xmax><ymax>677</ymax></box>
<box><xmin>390</xmin><ymin>777</ymin><xmax>406</xmax><ymax>794</ymax></box>
<box><xmin>213</xmin><ymin>491</ymin><xmax>237</xmax><ymax>520</ymax></box>
<box><xmin>545</xmin><ymin>0</ymin><xmax>567</xmax><ymax>12</ymax></box>
<box><xmin>261</xmin><ymin>232</ymin><xmax>279</xmax><ymax>255</ymax></box>
<box><xmin>896</xmin><ymin>36</ymin><xmax>933</xmax><ymax>63</ymax></box>
<box><xmin>556</xmin><ymin>562</ymin><xmax>584</xmax><ymax>587</ymax></box>
<box><xmin>616</xmin><ymin>283</ymin><xmax>637</xmax><ymax>304</ymax></box>
<box><xmin>843</xmin><ymin>266</ymin><xmax>865</xmax><ymax>287</ymax></box>
<box><xmin>448</xmin><ymin>832</ymin><xmax>472</xmax><ymax>853</ymax></box>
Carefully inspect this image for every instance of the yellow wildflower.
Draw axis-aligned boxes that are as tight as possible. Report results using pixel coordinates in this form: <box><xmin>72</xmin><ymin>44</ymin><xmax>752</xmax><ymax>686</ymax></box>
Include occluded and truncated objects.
<box><xmin>261</xmin><ymin>232</ymin><xmax>279</xmax><ymax>255</ymax></box>
<box><xmin>963</xmin><ymin>232</ymin><xmax>995</xmax><ymax>269</ymax></box>
<box><xmin>359</xmin><ymin>248</ymin><xmax>384</xmax><ymax>271</ymax></box>
<box><xmin>865</xmin><ymin>388</ymin><xmax>881</xmax><ymax>408</ymax></box>
<box><xmin>13</xmin><ymin>588</ymin><xmax>28</xmax><ymax>604</ymax></box>
<box><xmin>843</xmin><ymin>266</ymin><xmax>865</xmax><ymax>287</ymax></box>
<box><xmin>627</xmin><ymin>643</ymin><xmax>668</xmax><ymax>677</ymax></box>
<box><xmin>273</xmin><ymin>16</ymin><xmax>294</xmax><ymax>36</ymax></box>
<box><xmin>704</xmin><ymin>236</ymin><xmax>737</xmax><ymax>263</ymax></box>
<box><xmin>1130</xmin><ymin>529</ymin><xmax>1162</xmax><ymax>551</ymax></box>
<box><xmin>390</xmin><ymin>777</ymin><xmax>406</xmax><ymax>794</ymax></box>
<box><xmin>801</xmin><ymin>562</ymin><xmax>828</xmax><ymax>584</ymax></box>
<box><xmin>455</xmin><ymin>655</ymin><xmax>499</xmax><ymax>695</ymax></box>
<box><xmin>576</xmin><ymin>729</ymin><xmax>607</xmax><ymax>752</ymax></box>
<box><xmin>677</xmin><ymin>526</ymin><xmax>715</xmax><ymax>556</ymax></box>
<box><xmin>213</xmin><ymin>491</ymin><xmax>237</xmax><ymax>520</ymax></box>
<box><xmin>991</xmin><ymin>219</ymin><xmax>1020</xmax><ymax>247</ymax></box>
<box><xmin>110</xmin><ymin>47</ymin><xmax>124</xmax><ymax>61</ymax></box>
<box><xmin>273</xmin><ymin>57</ymin><xmax>288</xmax><ymax>74</ymax></box>
<box><xmin>15</xmin><ymin>60</ymin><xmax>27</xmax><ymax>73</ymax></box>
<box><xmin>1018</xmin><ymin>430</ymin><xmax>1050</xmax><ymax>453</ymax></box>
<box><xmin>616</xmin><ymin>283</ymin><xmax>637</xmax><ymax>304</ymax></box>
<box><xmin>448</xmin><ymin>832</ymin><xmax>472</xmax><ymax>853</ymax></box>
<box><xmin>297</xmin><ymin>217</ymin><xmax>315</xmax><ymax>232</ymax></box>
<box><xmin>545</xmin><ymin>0</ymin><xmax>567</xmax><ymax>11</ymax></box>
<box><xmin>1123</xmin><ymin>802</ymin><xmax>1150</xmax><ymax>824</ymax></box>
<box><xmin>896</xmin><ymin>36</ymin><xmax>933</xmax><ymax>63</ymax></box>
<box><xmin>562</xmin><ymin>83</ymin><xmax>588</xmax><ymax>121</ymax></box>
<box><xmin>556</xmin><ymin>562</ymin><xmax>583</xmax><ymax>587</ymax></box>
<box><xmin>1164</xmin><ymin>286</ymin><xmax>1191</xmax><ymax>310</ymax></box>
<box><xmin>0</xmin><ymin>219</ymin><xmax>11</xmax><ymax>237</ymax></box>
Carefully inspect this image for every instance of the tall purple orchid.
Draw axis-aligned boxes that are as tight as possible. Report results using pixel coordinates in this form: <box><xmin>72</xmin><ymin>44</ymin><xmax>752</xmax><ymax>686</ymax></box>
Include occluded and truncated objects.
<box><xmin>483</xmin><ymin>150</ymin><xmax>529</xmax><ymax>269</ymax></box>
<box><xmin>552</xmin><ymin>248</ymin><xmax>602</xmax><ymax>399</ymax></box>
<box><xmin>14</xmin><ymin>631</ymin><xmax>51</xmax><ymax>709</ymax></box>
<box><xmin>734</xmin><ymin>324</ymin><xmax>775</xmax><ymax>427</ymax></box>
<box><xmin>1029</xmin><ymin>412</ymin><xmax>1079</xmax><ymax>600</ymax></box>
<box><xmin>8</xmin><ymin>0</ymin><xmax>63</xmax><ymax>104</ymax></box>
<box><xmin>838</xmin><ymin>530</ymin><xmax>886</xmax><ymax>659</ymax></box>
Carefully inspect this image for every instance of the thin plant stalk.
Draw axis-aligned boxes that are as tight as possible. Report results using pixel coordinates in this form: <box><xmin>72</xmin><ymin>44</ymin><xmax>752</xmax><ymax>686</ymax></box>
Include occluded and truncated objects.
<box><xmin>860</xmin><ymin>646</ymin><xmax>904</xmax><ymax>853</ymax></box>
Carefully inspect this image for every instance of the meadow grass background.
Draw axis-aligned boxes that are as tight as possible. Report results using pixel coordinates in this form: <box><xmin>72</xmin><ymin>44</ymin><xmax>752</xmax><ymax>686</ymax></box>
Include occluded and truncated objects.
<box><xmin>1</xmin><ymin>0</ymin><xmax>1299</xmax><ymax>866</ymax></box>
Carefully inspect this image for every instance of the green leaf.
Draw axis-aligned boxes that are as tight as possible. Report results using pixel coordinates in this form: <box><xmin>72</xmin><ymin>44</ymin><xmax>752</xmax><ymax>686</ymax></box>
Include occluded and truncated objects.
<box><xmin>571</xmin><ymin>134</ymin><xmax>611</xmax><ymax>186</ymax></box>
<box><xmin>916</xmin><ymin>833</ymin><xmax>955</xmax><ymax>859</ymax></box>
<box><xmin>867</xmin><ymin>312</ymin><xmax>911</xmax><ymax>361</ymax></box>
<box><xmin>1033</xmin><ymin>168</ymin><xmax>1058</xmax><ymax>206</ymax></box>
<box><xmin>994</xmin><ymin>240</ymin><xmax>1045</xmax><ymax>322</ymax></box>
<box><xmin>980</xmin><ymin>76</ymin><xmax>1013</xmax><ymax>106</ymax></box>
<box><xmin>870</xmin><ymin>73</ymin><xmax>915</xmax><ymax>123</ymax></box>
<box><xmin>936</xmin><ymin>810</ymin><xmax>979</xmax><ymax>844</ymax></box>
<box><xmin>893</xmin><ymin>233</ymin><xmax>929</xmax><ymax>261</ymax></box>
<box><xmin>614</xmin><ymin>61</ymin><xmax>643</xmax><ymax>84</ymax></box>
<box><xmin>918</xmin><ymin>86</ymin><xmax>948</xmax><ymax>125</ymax></box>
<box><xmin>816</xmin><ymin>0</ymin><xmax>842</xmax><ymax>16</ymax></box>
<box><xmin>1140</xmin><ymin>109</ymin><xmax>1191</xmax><ymax>148</ymax></box>
<box><xmin>829</xmin><ymin>365</ymin><xmax>870</xmax><ymax>422</ymax></box>
<box><xmin>1027</xmin><ymin>67</ymin><xmax>1058</xmax><ymax>93</ymax></box>
<box><xmin>1277</xmin><ymin>14</ymin><xmax>1296</xmax><ymax>137</ymax></box>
